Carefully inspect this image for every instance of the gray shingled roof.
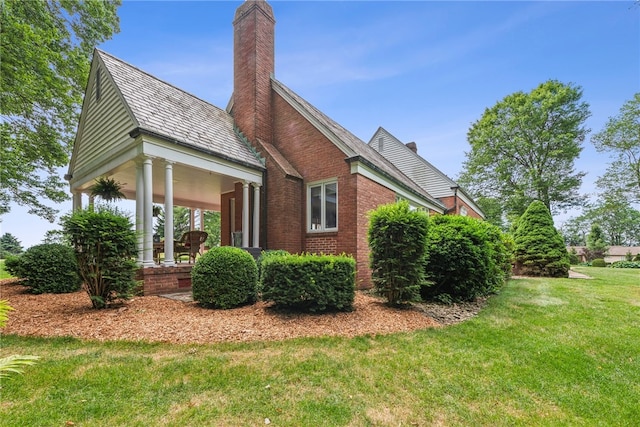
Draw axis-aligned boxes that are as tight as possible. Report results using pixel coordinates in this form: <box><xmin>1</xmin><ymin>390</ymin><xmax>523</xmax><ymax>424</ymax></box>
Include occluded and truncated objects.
<box><xmin>97</xmin><ymin>49</ymin><xmax>264</xmax><ymax>169</ymax></box>
<box><xmin>271</xmin><ymin>78</ymin><xmax>444</xmax><ymax>209</ymax></box>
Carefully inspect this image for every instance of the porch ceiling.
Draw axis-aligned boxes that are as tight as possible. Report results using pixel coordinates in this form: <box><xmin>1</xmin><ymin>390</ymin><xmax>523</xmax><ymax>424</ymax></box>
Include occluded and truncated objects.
<box><xmin>90</xmin><ymin>160</ymin><xmax>241</xmax><ymax>211</ymax></box>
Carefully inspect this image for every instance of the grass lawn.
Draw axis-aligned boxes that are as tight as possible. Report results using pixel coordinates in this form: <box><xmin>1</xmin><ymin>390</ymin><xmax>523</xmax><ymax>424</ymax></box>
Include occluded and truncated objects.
<box><xmin>2</xmin><ymin>266</ymin><xmax>639</xmax><ymax>426</ymax></box>
<box><xmin>0</xmin><ymin>260</ymin><xmax>12</xmax><ymax>279</ymax></box>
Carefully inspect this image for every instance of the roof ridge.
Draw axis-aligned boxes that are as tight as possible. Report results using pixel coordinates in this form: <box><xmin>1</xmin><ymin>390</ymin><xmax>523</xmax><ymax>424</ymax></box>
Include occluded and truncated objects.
<box><xmin>271</xmin><ymin>77</ymin><xmax>444</xmax><ymax>208</ymax></box>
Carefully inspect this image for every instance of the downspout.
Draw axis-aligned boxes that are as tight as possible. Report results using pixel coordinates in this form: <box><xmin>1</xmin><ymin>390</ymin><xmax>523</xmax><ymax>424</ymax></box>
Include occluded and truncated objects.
<box><xmin>450</xmin><ymin>185</ymin><xmax>459</xmax><ymax>215</ymax></box>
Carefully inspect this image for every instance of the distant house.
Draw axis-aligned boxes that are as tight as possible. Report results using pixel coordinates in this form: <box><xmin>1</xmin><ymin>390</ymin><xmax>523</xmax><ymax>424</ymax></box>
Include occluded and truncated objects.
<box><xmin>67</xmin><ymin>0</ymin><xmax>483</xmax><ymax>294</ymax></box>
<box><xmin>569</xmin><ymin>246</ymin><xmax>640</xmax><ymax>264</ymax></box>
<box><xmin>369</xmin><ymin>127</ymin><xmax>484</xmax><ymax>219</ymax></box>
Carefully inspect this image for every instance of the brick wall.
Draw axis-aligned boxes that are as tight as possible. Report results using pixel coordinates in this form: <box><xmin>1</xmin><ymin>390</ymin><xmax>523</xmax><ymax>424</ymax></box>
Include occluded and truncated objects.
<box><xmin>136</xmin><ymin>265</ymin><xmax>194</xmax><ymax>296</ymax></box>
<box><xmin>439</xmin><ymin>195</ymin><xmax>484</xmax><ymax>219</ymax></box>
<box><xmin>355</xmin><ymin>174</ymin><xmax>395</xmax><ymax>288</ymax></box>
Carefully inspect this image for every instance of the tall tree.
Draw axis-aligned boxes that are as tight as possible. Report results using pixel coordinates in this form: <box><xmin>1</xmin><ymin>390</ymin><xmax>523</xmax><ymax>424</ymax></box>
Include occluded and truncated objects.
<box><xmin>560</xmin><ymin>192</ymin><xmax>640</xmax><ymax>247</ymax></box>
<box><xmin>585</xmin><ymin>223</ymin><xmax>608</xmax><ymax>261</ymax></box>
<box><xmin>459</xmin><ymin>80</ymin><xmax>590</xmax><ymax>219</ymax></box>
<box><xmin>0</xmin><ymin>0</ymin><xmax>121</xmax><ymax>222</ymax></box>
<box><xmin>591</xmin><ymin>93</ymin><xmax>640</xmax><ymax>203</ymax></box>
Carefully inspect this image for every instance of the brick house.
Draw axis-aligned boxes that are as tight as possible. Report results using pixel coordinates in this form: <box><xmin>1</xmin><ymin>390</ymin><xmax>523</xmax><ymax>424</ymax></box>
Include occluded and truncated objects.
<box><xmin>67</xmin><ymin>0</ymin><xmax>480</xmax><ymax>294</ymax></box>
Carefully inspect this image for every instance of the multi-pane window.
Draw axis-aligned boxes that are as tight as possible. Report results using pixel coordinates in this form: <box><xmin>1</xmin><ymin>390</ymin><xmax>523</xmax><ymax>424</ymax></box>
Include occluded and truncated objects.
<box><xmin>308</xmin><ymin>181</ymin><xmax>337</xmax><ymax>231</ymax></box>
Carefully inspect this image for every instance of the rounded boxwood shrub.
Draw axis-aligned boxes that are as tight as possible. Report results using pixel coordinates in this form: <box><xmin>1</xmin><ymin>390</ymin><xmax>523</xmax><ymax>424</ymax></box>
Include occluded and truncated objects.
<box><xmin>17</xmin><ymin>244</ymin><xmax>81</xmax><ymax>294</ymax></box>
<box><xmin>191</xmin><ymin>246</ymin><xmax>258</xmax><ymax>309</ymax></box>
<box><xmin>591</xmin><ymin>258</ymin><xmax>607</xmax><ymax>267</ymax></box>
<box><xmin>422</xmin><ymin>215</ymin><xmax>510</xmax><ymax>303</ymax></box>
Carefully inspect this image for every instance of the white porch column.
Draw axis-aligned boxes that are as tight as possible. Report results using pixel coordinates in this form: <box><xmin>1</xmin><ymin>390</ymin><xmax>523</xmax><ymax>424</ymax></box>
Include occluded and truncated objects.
<box><xmin>135</xmin><ymin>161</ymin><xmax>144</xmax><ymax>264</ymax></box>
<box><xmin>242</xmin><ymin>181</ymin><xmax>250</xmax><ymax>247</ymax></box>
<box><xmin>72</xmin><ymin>192</ymin><xmax>82</xmax><ymax>211</ymax></box>
<box><xmin>163</xmin><ymin>161</ymin><xmax>175</xmax><ymax>266</ymax></box>
<box><xmin>252</xmin><ymin>183</ymin><xmax>260</xmax><ymax>248</ymax></box>
<box><xmin>142</xmin><ymin>157</ymin><xmax>155</xmax><ymax>267</ymax></box>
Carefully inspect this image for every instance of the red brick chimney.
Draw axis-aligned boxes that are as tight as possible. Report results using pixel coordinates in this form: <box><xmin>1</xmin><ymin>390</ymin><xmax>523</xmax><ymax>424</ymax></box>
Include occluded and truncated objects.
<box><xmin>233</xmin><ymin>0</ymin><xmax>275</xmax><ymax>145</ymax></box>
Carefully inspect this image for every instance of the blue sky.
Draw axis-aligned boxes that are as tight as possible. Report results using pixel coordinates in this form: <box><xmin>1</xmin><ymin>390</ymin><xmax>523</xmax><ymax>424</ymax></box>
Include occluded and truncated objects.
<box><xmin>2</xmin><ymin>0</ymin><xmax>639</xmax><ymax>249</ymax></box>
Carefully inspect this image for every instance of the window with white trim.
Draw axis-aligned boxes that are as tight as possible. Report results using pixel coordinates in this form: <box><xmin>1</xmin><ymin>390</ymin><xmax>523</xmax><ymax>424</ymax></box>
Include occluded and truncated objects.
<box><xmin>308</xmin><ymin>180</ymin><xmax>337</xmax><ymax>231</ymax></box>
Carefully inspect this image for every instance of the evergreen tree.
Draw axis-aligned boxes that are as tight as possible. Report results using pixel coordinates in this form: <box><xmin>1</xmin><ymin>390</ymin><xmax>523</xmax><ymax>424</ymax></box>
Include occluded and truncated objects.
<box><xmin>513</xmin><ymin>200</ymin><xmax>570</xmax><ymax>277</ymax></box>
<box><xmin>585</xmin><ymin>223</ymin><xmax>609</xmax><ymax>261</ymax></box>
<box><xmin>0</xmin><ymin>233</ymin><xmax>23</xmax><ymax>258</ymax></box>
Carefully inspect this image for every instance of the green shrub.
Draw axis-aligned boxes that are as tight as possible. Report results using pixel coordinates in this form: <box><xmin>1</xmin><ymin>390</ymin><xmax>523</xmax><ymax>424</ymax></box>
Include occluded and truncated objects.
<box><xmin>11</xmin><ymin>244</ymin><xmax>81</xmax><ymax>294</ymax></box>
<box><xmin>257</xmin><ymin>249</ymin><xmax>289</xmax><ymax>289</ymax></box>
<box><xmin>368</xmin><ymin>201</ymin><xmax>429</xmax><ymax>305</ymax></box>
<box><xmin>62</xmin><ymin>207</ymin><xmax>138</xmax><ymax>309</ymax></box>
<box><xmin>191</xmin><ymin>246</ymin><xmax>258</xmax><ymax>309</ymax></box>
<box><xmin>568</xmin><ymin>247</ymin><xmax>580</xmax><ymax>265</ymax></box>
<box><xmin>634</xmin><ymin>253</ymin><xmax>640</xmax><ymax>262</ymax></box>
<box><xmin>610</xmin><ymin>261</ymin><xmax>640</xmax><ymax>268</ymax></box>
<box><xmin>513</xmin><ymin>201</ymin><xmax>570</xmax><ymax>277</ymax></box>
<box><xmin>261</xmin><ymin>253</ymin><xmax>355</xmax><ymax>312</ymax></box>
<box><xmin>3</xmin><ymin>255</ymin><xmax>23</xmax><ymax>278</ymax></box>
<box><xmin>422</xmin><ymin>215</ymin><xmax>510</xmax><ymax>303</ymax></box>
<box><xmin>591</xmin><ymin>258</ymin><xmax>607</xmax><ymax>267</ymax></box>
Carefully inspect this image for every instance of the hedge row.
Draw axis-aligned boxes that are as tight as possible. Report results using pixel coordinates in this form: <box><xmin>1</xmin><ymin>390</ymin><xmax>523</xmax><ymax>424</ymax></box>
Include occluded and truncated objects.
<box><xmin>190</xmin><ymin>249</ymin><xmax>356</xmax><ymax>313</ymax></box>
<box><xmin>261</xmin><ymin>253</ymin><xmax>355</xmax><ymax>312</ymax></box>
<box><xmin>368</xmin><ymin>202</ymin><xmax>514</xmax><ymax>305</ymax></box>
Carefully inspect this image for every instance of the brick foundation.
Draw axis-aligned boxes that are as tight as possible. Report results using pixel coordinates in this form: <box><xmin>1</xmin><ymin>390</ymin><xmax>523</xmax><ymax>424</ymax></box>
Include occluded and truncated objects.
<box><xmin>136</xmin><ymin>265</ymin><xmax>194</xmax><ymax>296</ymax></box>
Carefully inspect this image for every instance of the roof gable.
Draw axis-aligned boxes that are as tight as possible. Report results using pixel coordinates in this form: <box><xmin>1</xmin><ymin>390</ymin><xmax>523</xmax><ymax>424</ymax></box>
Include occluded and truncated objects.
<box><xmin>96</xmin><ymin>50</ymin><xmax>264</xmax><ymax>169</ymax></box>
<box><xmin>369</xmin><ymin>127</ymin><xmax>484</xmax><ymax>217</ymax></box>
<box><xmin>68</xmin><ymin>52</ymin><xmax>138</xmax><ymax>179</ymax></box>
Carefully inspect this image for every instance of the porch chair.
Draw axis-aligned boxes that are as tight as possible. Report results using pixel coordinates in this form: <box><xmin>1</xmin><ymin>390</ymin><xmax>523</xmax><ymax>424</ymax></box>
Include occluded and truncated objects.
<box><xmin>174</xmin><ymin>230</ymin><xmax>208</xmax><ymax>263</ymax></box>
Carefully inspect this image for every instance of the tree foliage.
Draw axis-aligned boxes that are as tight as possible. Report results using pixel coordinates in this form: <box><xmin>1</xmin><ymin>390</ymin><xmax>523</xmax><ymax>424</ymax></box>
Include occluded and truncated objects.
<box><xmin>0</xmin><ymin>233</ymin><xmax>23</xmax><ymax>258</ymax></box>
<box><xmin>591</xmin><ymin>93</ymin><xmax>640</xmax><ymax>203</ymax></box>
<box><xmin>513</xmin><ymin>200</ymin><xmax>570</xmax><ymax>278</ymax></box>
<box><xmin>0</xmin><ymin>0</ymin><xmax>121</xmax><ymax>221</ymax></box>
<box><xmin>459</xmin><ymin>80</ymin><xmax>590</xmax><ymax>219</ymax></box>
<box><xmin>560</xmin><ymin>192</ymin><xmax>640</xmax><ymax>246</ymax></box>
<box><xmin>585</xmin><ymin>224</ymin><xmax>609</xmax><ymax>262</ymax></box>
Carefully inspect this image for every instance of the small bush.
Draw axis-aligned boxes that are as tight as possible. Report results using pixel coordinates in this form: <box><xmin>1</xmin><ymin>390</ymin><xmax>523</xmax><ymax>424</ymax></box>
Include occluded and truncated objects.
<box><xmin>610</xmin><ymin>261</ymin><xmax>640</xmax><ymax>268</ymax></box>
<box><xmin>191</xmin><ymin>246</ymin><xmax>258</xmax><ymax>309</ymax></box>
<box><xmin>634</xmin><ymin>254</ymin><xmax>640</xmax><ymax>262</ymax></box>
<box><xmin>62</xmin><ymin>207</ymin><xmax>138</xmax><ymax>309</ymax></box>
<box><xmin>12</xmin><ymin>244</ymin><xmax>81</xmax><ymax>294</ymax></box>
<box><xmin>368</xmin><ymin>201</ymin><xmax>429</xmax><ymax>305</ymax></box>
<box><xmin>591</xmin><ymin>258</ymin><xmax>607</xmax><ymax>267</ymax></box>
<box><xmin>261</xmin><ymin>253</ymin><xmax>355</xmax><ymax>312</ymax></box>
